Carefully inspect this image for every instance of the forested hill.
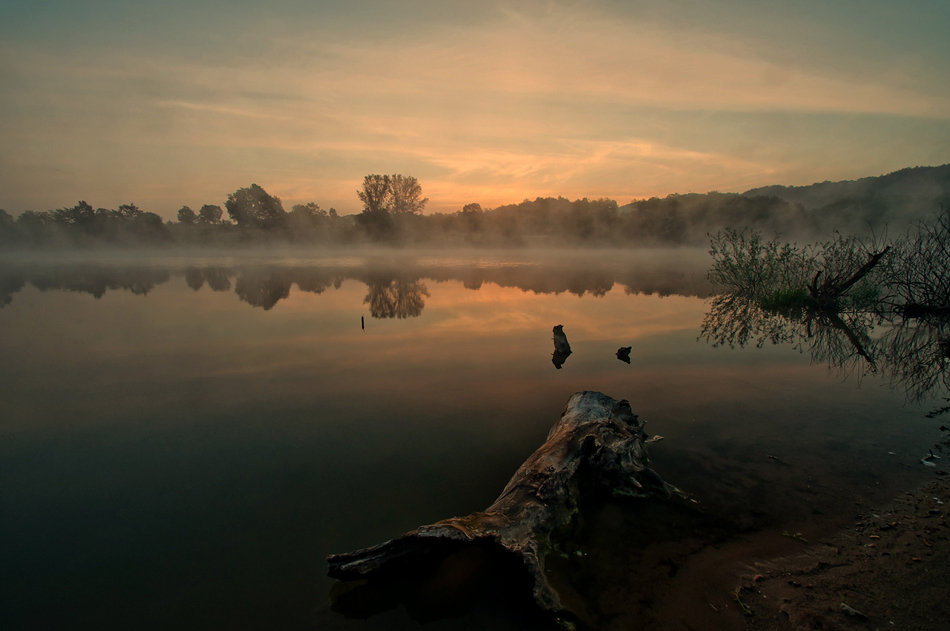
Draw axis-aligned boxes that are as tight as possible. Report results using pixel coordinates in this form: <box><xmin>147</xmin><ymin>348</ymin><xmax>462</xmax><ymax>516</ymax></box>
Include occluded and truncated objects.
<box><xmin>740</xmin><ymin>164</ymin><xmax>950</xmax><ymax>237</ymax></box>
<box><xmin>4</xmin><ymin>165</ymin><xmax>949</xmax><ymax>250</ymax></box>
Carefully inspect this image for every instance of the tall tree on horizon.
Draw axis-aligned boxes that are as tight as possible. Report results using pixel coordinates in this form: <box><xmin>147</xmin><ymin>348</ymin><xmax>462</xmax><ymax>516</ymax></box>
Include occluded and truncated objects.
<box><xmin>357</xmin><ymin>174</ymin><xmax>391</xmax><ymax>215</ymax></box>
<box><xmin>387</xmin><ymin>174</ymin><xmax>428</xmax><ymax>215</ymax></box>
<box><xmin>177</xmin><ymin>206</ymin><xmax>197</xmax><ymax>224</ymax></box>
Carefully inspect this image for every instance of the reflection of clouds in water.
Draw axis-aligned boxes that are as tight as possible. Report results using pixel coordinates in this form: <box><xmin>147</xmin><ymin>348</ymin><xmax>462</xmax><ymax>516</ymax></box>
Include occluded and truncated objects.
<box><xmin>701</xmin><ymin>292</ymin><xmax>950</xmax><ymax>404</ymax></box>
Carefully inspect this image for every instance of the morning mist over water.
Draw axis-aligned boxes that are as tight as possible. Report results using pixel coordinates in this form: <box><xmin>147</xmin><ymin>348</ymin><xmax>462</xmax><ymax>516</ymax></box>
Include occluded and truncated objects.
<box><xmin>1</xmin><ymin>245</ymin><xmax>946</xmax><ymax>629</ymax></box>
<box><xmin>3</xmin><ymin>0</ymin><xmax>950</xmax><ymax>626</ymax></box>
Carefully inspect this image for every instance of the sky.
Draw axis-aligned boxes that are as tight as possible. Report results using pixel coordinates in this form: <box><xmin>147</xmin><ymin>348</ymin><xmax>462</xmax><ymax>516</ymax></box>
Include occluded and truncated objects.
<box><xmin>1</xmin><ymin>0</ymin><xmax>949</xmax><ymax>220</ymax></box>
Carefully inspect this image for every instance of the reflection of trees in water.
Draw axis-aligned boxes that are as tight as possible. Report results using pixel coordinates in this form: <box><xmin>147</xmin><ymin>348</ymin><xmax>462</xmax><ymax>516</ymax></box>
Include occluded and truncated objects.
<box><xmin>293</xmin><ymin>268</ymin><xmax>341</xmax><ymax>294</ymax></box>
<box><xmin>0</xmin><ymin>254</ymin><xmax>711</xmax><ymax>310</ymax></box>
<box><xmin>230</xmin><ymin>267</ymin><xmax>342</xmax><ymax>310</ymax></box>
<box><xmin>185</xmin><ymin>267</ymin><xmax>232</xmax><ymax>292</ymax></box>
<box><xmin>803</xmin><ymin>310</ymin><xmax>878</xmax><ymax>378</ymax></box>
<box><xmin>26</xmin><ymin>265</ymin><xmax>171</xmax><ymax>299</ymax></box>
<box><xmin>363</xmin><ymin>278</ymin><xmax>430</xmax><ymax>319</ymax></box>
<box><xmin>880</xmin><ymin>320</ymin><xmax>950</xmax><ymax>404</ymax></box>
<box><xmin>700</xmin><ymin>294</ymin><xmax>799</xmax><ymax>350</ymax></box>
<box><xmin>234</xmin><ymin>273</ymin><xmax>292</xmax><ymax>311</ymax></box>
<box><xmin>701</xmin><ymin>293</ymin><xmax>949</xmax><ymax>403</ymax></box>
<box><xmin>0</xmin><ymin>274</ymin><xmax>26</xmax><ymax>308</ymax></box>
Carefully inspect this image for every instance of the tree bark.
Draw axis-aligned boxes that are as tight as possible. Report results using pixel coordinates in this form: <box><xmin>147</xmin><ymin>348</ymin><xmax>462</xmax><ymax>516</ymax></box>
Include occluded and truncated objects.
<box><xmin>327</xmin><ymin>391</ymin><xmax>678</xmax><ymax>620</ymax></box>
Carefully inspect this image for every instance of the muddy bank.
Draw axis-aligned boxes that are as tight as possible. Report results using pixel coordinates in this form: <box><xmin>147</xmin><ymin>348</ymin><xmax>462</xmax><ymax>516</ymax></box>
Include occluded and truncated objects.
<box><xmin>315</xmin><ymin>396</ymin><xmax>950</xmax><ymax>631</ymax></box>
<box><xmin>730</xmin><ymin>475</ymin><xmax>950</xmax><ymax>631</ymax></box>
<box><xmin>314</xmin><ymin>478</ymin><xmax>949</xmax><ymax>631</ymax></box>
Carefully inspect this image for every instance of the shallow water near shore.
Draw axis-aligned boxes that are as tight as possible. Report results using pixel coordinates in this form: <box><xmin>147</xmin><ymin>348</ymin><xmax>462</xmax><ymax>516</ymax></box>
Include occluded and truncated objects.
<box><xmin>0</xmin><ymin>249</ymin><xmax>944</xmax><ymax>629</ymax></box>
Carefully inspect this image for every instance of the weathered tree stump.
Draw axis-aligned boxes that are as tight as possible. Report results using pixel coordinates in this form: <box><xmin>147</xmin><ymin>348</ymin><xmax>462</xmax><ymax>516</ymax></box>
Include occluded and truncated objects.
<box><xmin>616</xmin><ymin>346</ymin><xmax>632</xmax><ymax>363</ymax></box>
<box><xmin>552</xmin><ymin>325</ymin><xmax>572</xmax><ymax>354</ymax></box>
<box><xmin>552</xmin><ymin>325</ymin><xmax>572</xmax><ymax>369</ymax></box>
<box><xmin>327</xmin><ymin>391</ymin><xmax>679</xmax><ymax>622</ymax></box>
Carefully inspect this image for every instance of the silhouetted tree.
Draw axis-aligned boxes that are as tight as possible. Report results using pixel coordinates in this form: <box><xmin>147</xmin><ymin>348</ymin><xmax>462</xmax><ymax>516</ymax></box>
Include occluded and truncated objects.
<box><xmin>887</xmin><ymin>208</ymin><xmax>950</xmax><ymax>315</ymax></box>
<box><xmin>357</xmin><ymin>175</ymin><xmax>394</xmax><ymax>239</ymax></box>
<box><xmin>388</xmin><ymin>174</ymin><xmax>428</xmax><ymax>215</ymax></box>
<box><xmin>287</xmin><ymin>202</ymin><xmax>331</xmax><ymax>241</ymax></box>
<box><xmin>116</xmin><ymin>203</ymin><xmax>143</xmax><ymax>220</ymax></box>
<box><xmin>177</xmin><ymin>206</ymin><xmax>197</xmax><ymax>225</ymax></box>
<box><xmin>226</xmin><ymin>184</ymin><xmax>286</xmax><ymax>230</ymax></box>
<box><xmin>290</xmin><ymin>202</ymin><xmax>327</xmax><ymax>218</ymax></box>
<box><xmin>198</xmin><ymin>204</ymin><xmax>223</xmax><ymax>224</ymax></box>
<box><xmin>52</xmin><ymin>201</ymin><xmax>96</xmax><ymax>229</ymax></box>
<box><xmin>0</xmin><ymin>209</ymin><xmax>15</xmax><ymax>244</ymax></box>
<box><xmin>15</xmin><ymin>211</ymin><xmax>54</xmax><ymax>244</ymax></box>
<box><xmin>357</xmin><ymin>175</ymin><xmax>390</xmax><ymax>214</ymax></box>
<box><xmin>129</xmin><ymin>212</ymin><xmax>170</xmax><ymax>241</ymax></box>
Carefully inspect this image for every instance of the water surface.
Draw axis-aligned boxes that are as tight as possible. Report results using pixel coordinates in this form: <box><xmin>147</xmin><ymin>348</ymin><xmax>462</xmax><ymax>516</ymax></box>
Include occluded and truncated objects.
<box><xmin>0</xmin><ymin>249</ymin><xmax>943</xmax><ymax>629</ymax></box>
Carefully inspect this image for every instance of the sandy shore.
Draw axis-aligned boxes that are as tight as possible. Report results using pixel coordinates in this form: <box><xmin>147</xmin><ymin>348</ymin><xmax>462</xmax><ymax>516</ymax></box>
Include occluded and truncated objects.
<box><xmin>316</xmin><ymin>451</ymin><xmax>950</xmax><ymax>631</ymax></box>
<box><xmin>725</xmin><ymin>475</ymin><xmax>950</xmax><ymax>631</ymax></box>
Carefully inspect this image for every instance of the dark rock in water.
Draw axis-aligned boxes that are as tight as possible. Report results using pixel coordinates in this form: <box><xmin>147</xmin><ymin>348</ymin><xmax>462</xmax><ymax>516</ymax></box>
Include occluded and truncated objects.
<box><xmin>616</xmin><ymin>347</ymin><xmax>632</xmax><ymax>364</ymax></box>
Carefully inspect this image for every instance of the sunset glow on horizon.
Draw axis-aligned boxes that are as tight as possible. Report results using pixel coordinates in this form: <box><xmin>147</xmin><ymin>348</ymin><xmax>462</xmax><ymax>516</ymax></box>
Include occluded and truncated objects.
<box><xmin>2</xmin><ymin>0</ymin><xmax>948</xmax><ymax>220</ymax></box>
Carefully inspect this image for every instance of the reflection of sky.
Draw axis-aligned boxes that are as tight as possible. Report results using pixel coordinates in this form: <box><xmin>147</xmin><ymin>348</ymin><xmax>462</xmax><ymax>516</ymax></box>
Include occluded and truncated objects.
<box><xmin>1</xmin><ymin>0</ymin><xmax>948</xmax><ymax>217</ymax></box>
<box><xmin>0</xmin><ymin>268</ymin><xmax>940</xmax><ymax>628</ymax></box>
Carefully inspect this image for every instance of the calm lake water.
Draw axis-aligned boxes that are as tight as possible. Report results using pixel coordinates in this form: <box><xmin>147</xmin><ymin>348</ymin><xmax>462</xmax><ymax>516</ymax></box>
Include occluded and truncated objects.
<box><xmin>1</xmin><ymin>248</ymin><xmax>945</xmax><ymax>630</ymax></box>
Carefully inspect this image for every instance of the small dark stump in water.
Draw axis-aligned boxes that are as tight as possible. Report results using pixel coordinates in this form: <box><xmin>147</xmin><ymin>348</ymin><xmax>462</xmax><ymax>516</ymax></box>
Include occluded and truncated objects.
<box><xmin>552</xmin><ymin>325</ymin><xmax>572</xmax><ymax>369</ymax></box>
<box><xmin>616</xmin><ymin>346</ymin><xmax>632</xmax><ymax>363</ymax></box>
<box><xmin>552</xmin><ymin>325</ymin><xmax>571</xmax><ymax>354</ymax></box>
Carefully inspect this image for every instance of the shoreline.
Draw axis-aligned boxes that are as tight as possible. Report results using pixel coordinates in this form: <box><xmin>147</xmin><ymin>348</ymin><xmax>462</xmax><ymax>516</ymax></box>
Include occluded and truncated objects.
<box><xmin>735</xmin><ymin>474</ymin><xmax>950</xmax><ymax>631</ymax></box>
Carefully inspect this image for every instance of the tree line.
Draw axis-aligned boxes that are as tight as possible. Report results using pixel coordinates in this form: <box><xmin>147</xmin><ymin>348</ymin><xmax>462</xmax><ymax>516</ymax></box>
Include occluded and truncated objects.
<box><xmin>3</xmin><ymin>167</ymin><xmax>948</xmax><ymax>249</ymax></box>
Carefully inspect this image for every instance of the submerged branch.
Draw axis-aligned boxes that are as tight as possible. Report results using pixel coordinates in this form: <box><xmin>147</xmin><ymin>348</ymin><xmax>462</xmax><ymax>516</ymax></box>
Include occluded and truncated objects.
<box><xmin>808</xmin><ymin>246</ymin><xmax>890</xmax><ymax>311</ymax></box>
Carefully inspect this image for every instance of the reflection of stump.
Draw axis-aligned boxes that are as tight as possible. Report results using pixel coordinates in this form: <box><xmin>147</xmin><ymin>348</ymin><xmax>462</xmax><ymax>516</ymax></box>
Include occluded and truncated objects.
<box><xmin>327</xmin><ymin>392</ymin><xmax>678</xmax><ymax>623</ymax></box>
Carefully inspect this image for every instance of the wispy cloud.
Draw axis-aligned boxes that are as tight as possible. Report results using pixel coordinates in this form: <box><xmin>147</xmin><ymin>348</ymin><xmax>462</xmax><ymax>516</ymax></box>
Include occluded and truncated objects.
<box><xmin>0</xmin><ymin>1</ymin><xmax>947</xmax><ymax>216</ymax></box>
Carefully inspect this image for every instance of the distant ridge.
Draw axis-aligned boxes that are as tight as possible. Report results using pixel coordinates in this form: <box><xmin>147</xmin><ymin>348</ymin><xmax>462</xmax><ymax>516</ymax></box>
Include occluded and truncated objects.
<box><xmin>740</xmin><ymin>164</ymin><xmax>950</xmax><ymax>235</ymax></box>
<box><xmin>742</xmin><ymin>164</ymin><xmax>950</xmax><ymax>210</ymax></box>
<box><xmin>610</xmin><ymin>164</ymin><xmax>950</xmax><ymax>243</ymax></box>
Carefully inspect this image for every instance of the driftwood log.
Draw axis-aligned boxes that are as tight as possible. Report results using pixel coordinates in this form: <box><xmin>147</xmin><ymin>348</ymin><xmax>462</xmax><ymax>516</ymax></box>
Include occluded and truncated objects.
<box><xmin>327</xmin><ymin>391</ymin><xmax>679</xmax><ymax>622</ymax></box>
